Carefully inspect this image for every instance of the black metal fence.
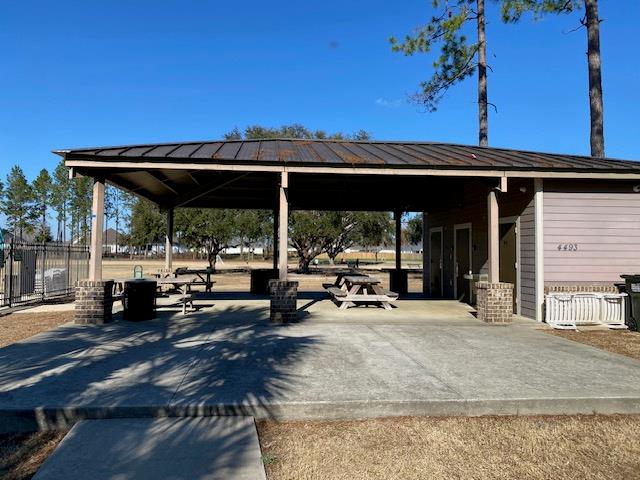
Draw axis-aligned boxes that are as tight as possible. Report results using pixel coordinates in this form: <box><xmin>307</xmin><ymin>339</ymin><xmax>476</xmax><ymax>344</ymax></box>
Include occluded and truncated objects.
<box><xmin>0</xmin><ymin>241</ymin><xmax>89</xmax><ymax>308</ymax></box>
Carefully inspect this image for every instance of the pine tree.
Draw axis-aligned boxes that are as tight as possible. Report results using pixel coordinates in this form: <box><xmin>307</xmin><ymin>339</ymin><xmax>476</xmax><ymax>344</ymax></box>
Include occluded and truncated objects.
<box><xmin>500</xmin><ymin>0</ymin><xmax>605</xmax><ymax>156</ymax></box>
<box><xmin>70</xmin><ymin>177</ymin><xmax>92</xmax><ymax>244</ymax></box>
<box><xmin>1</xmin><ymin>166</ymin><xmax>35</xmax><ymax>239</ymax></box>
<box><xmin>32</xmin><ymin>169</ymin><xmax>53</xmax><ymax>242</ymax></box>
<box><xmin>390</xmin><ymin>0</ymin><xmax>490</xmax><ymax>146</ymax></box>
<box><xmin>51</xmin><ymin>160</ymin><xmax>71</xmax><ymax>242</ymax></box>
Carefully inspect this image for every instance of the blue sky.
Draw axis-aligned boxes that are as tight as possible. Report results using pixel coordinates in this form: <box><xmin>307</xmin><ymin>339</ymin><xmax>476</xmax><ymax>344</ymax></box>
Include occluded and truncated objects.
<box><xmin>0</xmin><ymin>0</ymin><xmax>639</xmax><ymax>182</ymax></box>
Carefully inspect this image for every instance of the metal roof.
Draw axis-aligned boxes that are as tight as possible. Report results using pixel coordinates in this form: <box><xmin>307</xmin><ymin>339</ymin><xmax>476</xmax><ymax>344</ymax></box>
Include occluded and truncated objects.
<box><xmin>55</xmin><ymin>139</ymin><xmax>640</xmax><ymax>172</ymax></box>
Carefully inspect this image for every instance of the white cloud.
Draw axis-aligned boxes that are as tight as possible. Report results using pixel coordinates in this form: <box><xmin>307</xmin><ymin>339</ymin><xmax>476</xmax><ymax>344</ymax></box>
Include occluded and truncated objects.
<box><xmin>375</xmin><ymin>97</ymin><xmax>403</xmax><ymax>108</ymax></box>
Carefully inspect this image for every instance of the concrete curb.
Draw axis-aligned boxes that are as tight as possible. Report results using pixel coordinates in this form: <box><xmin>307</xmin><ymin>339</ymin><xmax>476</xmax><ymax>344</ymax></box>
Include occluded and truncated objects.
<box><xmin>4</xmin><ymin>396</ymin><xmax>640</xmax><ymax>432</ymax></box>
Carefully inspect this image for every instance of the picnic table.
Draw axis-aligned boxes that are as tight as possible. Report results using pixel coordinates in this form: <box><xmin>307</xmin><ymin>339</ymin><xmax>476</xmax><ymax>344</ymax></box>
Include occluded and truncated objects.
<box><xmin>156</xmin><ymin>279</ymin><xmax>196</xmax><ymax>314</ymax></box>
<box><xmin>155</xmin><ymin>267</ymin><xmax>215</xmax><ymax>292</ymax></box>
<box><xmin>324</xmin><ymin>274</ymin><xmax>398</xmax><ymax>310</ymax></box>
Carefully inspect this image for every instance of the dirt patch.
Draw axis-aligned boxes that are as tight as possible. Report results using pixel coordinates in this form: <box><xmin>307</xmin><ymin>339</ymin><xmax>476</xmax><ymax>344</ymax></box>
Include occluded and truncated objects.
<box><xmin>0</xmin><ymin>312</ymin><xmax>74</xmax><ymax>349</ymax></box>
<box><xmin>0</xmin><ymin>430</ymin><xmax>67</xmax><ymax>480</ymax></box>
<box><xmin>257</xmin><ymin>415</ymin><xmax>640</xmax><ymax>480</ymax></box>
<box><xmin>547</xmin><ymin>329</ymin><xmax>640</xmax><ymax>362</ymax></box>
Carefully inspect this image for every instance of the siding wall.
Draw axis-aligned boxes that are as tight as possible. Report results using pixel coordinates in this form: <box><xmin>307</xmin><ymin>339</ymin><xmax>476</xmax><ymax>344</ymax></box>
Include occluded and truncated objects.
<box><xmin>426</xmin><ymin>178</ymin><xmax>535</xmax><ymax>314</ymax></box>
<box><xmin>543</xmin><ymin>180</ymin><xmax>640</xmax><ymax>285</ymax></box>
<box><xmin>519</xmin><ymin>197</ymin><xmax>536</xmax><ymax>319</ymax></box>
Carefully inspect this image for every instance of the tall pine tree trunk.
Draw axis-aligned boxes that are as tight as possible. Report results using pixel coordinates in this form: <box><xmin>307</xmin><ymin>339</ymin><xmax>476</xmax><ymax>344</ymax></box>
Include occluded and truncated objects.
<box><xmin>585</xmin><ymin>0</ymin><xmax>604</xmax><ymax>157</ymax></box>
<box><xmin>477</xmin><ymin>0</ymin><xmax>488</xmax><ymax>147</ymax></box>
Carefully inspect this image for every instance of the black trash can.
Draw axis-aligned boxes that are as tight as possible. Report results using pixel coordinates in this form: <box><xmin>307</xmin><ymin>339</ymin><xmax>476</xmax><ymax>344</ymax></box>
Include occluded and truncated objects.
<box><xmin>620</xmin><ymin>275</ymin><xmax>640</xmax><ymax>331</ymax></box>
<box><xmin>250</xmin><ymin>269</ymin><xmax>279</xmax><ymax>295</ymax></box>
<box><xmin>387</xmin><ymin>269</ymin><xmax>408</xmax><ymax>295</ymax></box>
<box><xmin>123</xmin><ymin>279</ymin><xmax>157</xmax><ymax>321</ymax></box>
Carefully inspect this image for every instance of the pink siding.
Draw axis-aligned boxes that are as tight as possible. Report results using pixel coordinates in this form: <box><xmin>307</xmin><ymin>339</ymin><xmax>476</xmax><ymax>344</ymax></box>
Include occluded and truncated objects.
<box><xmin>543</xmin><ymin>183</ymin><xmax>640</xmax><ymax>284</ymax></box>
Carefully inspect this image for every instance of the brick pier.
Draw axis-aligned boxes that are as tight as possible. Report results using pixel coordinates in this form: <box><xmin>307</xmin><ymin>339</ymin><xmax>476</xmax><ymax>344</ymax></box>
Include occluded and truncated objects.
<box><xmin>476</xmin><ymin>281</ymin><xmax>514</xmax><ymax>324</ymax></box>
<box><xmin>75</xmin><ymin>280</ymin><xmax>114</xmax><ymax>325</ymax></box>
<box><xmin>268</xmin><ymin>280</ymin><xmax>298</xmax><ymax>324</ymax></box>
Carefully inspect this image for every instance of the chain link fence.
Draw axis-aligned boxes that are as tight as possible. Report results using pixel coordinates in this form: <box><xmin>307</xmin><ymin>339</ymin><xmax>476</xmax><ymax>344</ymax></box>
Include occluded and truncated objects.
<box><xmin>0</xmin><ymin>241</ymin><xmax>89</xmax><ymax>308</ymax></box>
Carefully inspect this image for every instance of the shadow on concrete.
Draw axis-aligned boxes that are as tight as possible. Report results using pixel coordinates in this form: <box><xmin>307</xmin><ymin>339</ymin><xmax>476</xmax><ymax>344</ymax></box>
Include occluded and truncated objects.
<box><xmin>0</xmin><ymin>305</ymin><xmax>320</xmax><ymax>430</ymax></box>
<box><xmin>35</xmin><ymin>417</ymin><xmax>265</xmax><ymax>479</ymax></box>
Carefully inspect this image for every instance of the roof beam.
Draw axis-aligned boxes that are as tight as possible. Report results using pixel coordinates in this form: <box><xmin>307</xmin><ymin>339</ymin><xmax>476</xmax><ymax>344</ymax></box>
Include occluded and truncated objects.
<box><xmin>65</xmin><ymin>159</ymin><xmax>640</xmax><ymax>180</ymax></box>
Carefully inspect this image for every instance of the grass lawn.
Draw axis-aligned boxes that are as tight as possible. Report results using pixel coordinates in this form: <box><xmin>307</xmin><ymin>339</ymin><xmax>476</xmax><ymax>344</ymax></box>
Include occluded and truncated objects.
<box><xmin>258</xmin><ymin>415</ymin><xmax>640</xmax><ymax>480</ymax></box>
<box><xmin>547</xmin><ymin>329</ymin><xmax>640</xmax><ymax>362</ymax></box>
<box><xmin>0</xmin><ymin>430</ymin><xmax>68</xmax><ymax>480</ymax></box>
<box><xmin>0</xmin><ymin>311</ymin><xmax>73</xmax><ymax>349</ymax></box>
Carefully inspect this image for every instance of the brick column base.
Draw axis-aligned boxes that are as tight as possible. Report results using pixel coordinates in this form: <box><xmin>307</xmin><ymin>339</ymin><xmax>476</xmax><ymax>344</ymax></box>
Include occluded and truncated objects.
<box><xmin>476</xmin><ymin>281</ymin><xmax>513</xmax><ymax>324</ymax></box>
<box><xmin>268</xmin><ymin>280</ymin><xmax>298</xmax><ymax>324</ymax></box>
<box><xmin>75</xmin><ymin>280</ymin><xmax>114</xmax><ymax>325</ymax></box>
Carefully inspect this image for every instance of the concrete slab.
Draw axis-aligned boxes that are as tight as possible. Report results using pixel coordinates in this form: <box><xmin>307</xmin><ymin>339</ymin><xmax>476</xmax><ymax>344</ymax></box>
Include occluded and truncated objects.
<box><xmin>2</xmin><ymin>295</ymin><xmax>640</xmax><ymax>428</ymax></box>
<box><xmin>33</xmin><ymin>417</ymin><xmax>266</xmax><ymax>480</ymax></box>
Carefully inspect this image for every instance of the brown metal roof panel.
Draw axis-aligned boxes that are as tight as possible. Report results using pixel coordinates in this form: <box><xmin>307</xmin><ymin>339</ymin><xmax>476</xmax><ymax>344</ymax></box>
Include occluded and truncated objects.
<box><xmin>339</xmin><ymin>142</ymin><xmax>386</xmax><ymax>165</ymax></box>
<box><xmin>400</xmin><ymin>144</ymin><xmax>466</xmax><ymax>166</ymax></box>
<box><xmin>120</xmin><ymin>146</ymin><xmax>158</xmax><ymax>157</ymax></box>
<box><xmin>212</xmin><ymin>142</ymin><xmax>242</xmax><ymax>160</ymax></box>
<box><xmin>291</xmin><ymin>141</ymin><xmax>324</xmax><ymax>163</ymax></box>
<box><xmin>356</xmin><ymin>143</ymin><xmax>409</xmax><ymax>165</ymax></box>
<box><xmin>168</xmin><ymin>144</ymin><xmax>206</xmax><ymax>158</ymax></box>
<box><xmin>95</xmin><ymin>147</ymin><xmax>129</xmax><ymax>156</ymax></box>
<box><xmin>494</xmin><ymin>149</ymin><xmax>569</xmax><ymax>168</ymax></box>
<box><xmin>442</xmin><ymin>144</ymin><xmax>521</xmax><ymax>168</ymax></box>
<box><xmin>488</xmin><ymin>150</ymin><xmax>545</xmax><ymax>168</ymax></box>
<box><xmin>276</xmin><ymin>140</ymin><xmax>296</xmax><ymax>163</ymax></box>
<box><xmin>374</xmin><ymin>144</ymin><xmax>430</xmax><ymax>165</ymax></box>
<box><xmin>143</xmin><ymin>144</ymin><xmax>181</xmax><ymax>157</ymax></box>
<box><xmin>443</xmin><ymin>145</ymin><xmax>530</xmax><ymax>168</ymax></box>
<box><xmin>307</xmin><ymin>142</ymin><xmax>344</xmax><ymax>164</ymax></box>
<box><xmin>257</xmin><ymin>141</ymin><xmax>278</xmax><ymax>161</ymax></box>
<box><xmin>323</xmin><ymin>142</ymin><xmax>370</xmax><ymax>165</ymax></box>
<box><xmin>236</xmin><ymin>141</ymin><xmax>260</xmax><ymax>161</ymax></box>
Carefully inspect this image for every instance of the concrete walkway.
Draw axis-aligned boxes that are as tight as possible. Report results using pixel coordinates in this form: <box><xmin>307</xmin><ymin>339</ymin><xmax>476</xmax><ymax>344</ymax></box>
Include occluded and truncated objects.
<box><xmin>2</xmin><ymin>295</ymin><xmax>640</xmax><ymax>430</ymax></box>
<box><xmin>33</xmin><ymin>417</ymin><xmax>266</xmax><ymax>480</ymax></box>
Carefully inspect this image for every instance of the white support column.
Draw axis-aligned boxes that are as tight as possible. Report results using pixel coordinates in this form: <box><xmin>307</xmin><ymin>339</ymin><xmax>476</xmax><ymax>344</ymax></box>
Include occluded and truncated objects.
<box><xmin>165</xmin><ymin>208</ymin><xmax>174</xmax><ymax>270</ymax></box>
<box><xmin>273</xmin><ymin>206</ymin><xmax>279</xmax><ymax>270</ymax></box>
<box><xmin>89</xmin><ymin>177</ymin><xmax>105</xmax><ymax>281</ymax></box>
<box><xmin>395</xmin><ymin>210</ymin><xmax>402</xmax><ymax>271</ymax></box>
<box><xmin>278</xmin><ymin>172</ymin><xmax>289</xmax><ymax>280</ymax></box>
<box><xmin>534</xmin><ymin>178</ymin><xmax>545</xmax><ymax>322</ymax></box>
<box><xmin>487</xmin><ymin>189</ymin><xmax>499</xmax><ymax>283</ymax></box>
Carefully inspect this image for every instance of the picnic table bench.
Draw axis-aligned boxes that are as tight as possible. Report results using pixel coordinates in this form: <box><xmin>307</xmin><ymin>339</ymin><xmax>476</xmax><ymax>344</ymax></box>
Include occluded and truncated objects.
<box><xmin>156</xmin><ymin>279</ymin><xmax>196</xmax><ymax>314</ymax></box>
<box><xmin>324</xmin><ymin>274</ymin><xmax>398</xmax><ymax>310</ymax></box>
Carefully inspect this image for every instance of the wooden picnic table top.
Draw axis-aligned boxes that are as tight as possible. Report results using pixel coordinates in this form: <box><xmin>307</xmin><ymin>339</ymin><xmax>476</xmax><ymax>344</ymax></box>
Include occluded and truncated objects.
<box><xmin>156</xmin><ymin>279</ymin><xmax>195</xmax><ymax>285</ymax></box>
<box><xmin>175</xmin><ymin>268</ymin><xmax>214</xmax><ymax>275</ymax></box>
<box><xmin>343</xmin><ymin>275</ymin><xmax>381</xmax><ymax>285</ymax></box>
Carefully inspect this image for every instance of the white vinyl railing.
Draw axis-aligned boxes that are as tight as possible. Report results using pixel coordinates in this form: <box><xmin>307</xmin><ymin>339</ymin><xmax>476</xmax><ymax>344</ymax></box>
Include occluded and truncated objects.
<box><xmin>545</xmin><ymin>292</ymin><xmax>627</xmax><ymax>329</ymax></box>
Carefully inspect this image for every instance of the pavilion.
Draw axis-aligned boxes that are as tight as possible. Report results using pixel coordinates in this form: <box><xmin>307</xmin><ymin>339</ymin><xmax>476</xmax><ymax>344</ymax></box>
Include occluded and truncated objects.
<box><xmin>55</xmin><ymin>138</ymin><xmax>640</xmax><ymax>324</ymax></box>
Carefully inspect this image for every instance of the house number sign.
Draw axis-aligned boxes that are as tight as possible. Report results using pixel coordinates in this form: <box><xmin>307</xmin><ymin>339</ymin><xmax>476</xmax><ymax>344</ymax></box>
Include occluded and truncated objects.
<box><xmin>557</xmin><ymin>243</ymin><xmax>579</xmax><ymax>251</ymax></box>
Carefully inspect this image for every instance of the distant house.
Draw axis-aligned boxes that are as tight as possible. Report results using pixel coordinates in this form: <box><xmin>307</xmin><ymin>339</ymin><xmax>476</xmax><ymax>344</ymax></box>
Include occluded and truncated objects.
<box><xmin>102</xmin><ymin>228</ymin><xmax>128</xmax><ymax>254</ymax></box>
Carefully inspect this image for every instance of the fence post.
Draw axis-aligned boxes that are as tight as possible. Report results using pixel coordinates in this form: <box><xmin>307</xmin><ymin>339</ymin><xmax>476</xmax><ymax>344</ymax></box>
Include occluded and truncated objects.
<box><xmin>7</xmin><ymin>240</ymin><xmax>13</xmax><ymax>308</ymax></box>
<box><xmin>41</xmin><ymin>243</ymin><xmax>46</xmax><ymax>301</ymax></box>
<box><xmin>66</xmin><ymin>243</ymin><xmax>71</xmax><ymax>296</ymax></box>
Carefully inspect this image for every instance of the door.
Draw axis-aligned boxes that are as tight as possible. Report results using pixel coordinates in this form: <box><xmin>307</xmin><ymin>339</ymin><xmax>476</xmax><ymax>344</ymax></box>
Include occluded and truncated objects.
<box><xmin>499</xmin><ymin>222</ymin><xmax>517</xmax><ymax>312</ymax></box>
<box><xmin>454</xmin><ymin>225</ymin><xmax>471</xmax><ymax>303</ymax></box>
<box><xmin>429</xmin><ymin>228</ymin><xmax>443</xmax><ymax>297</ymax></box>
